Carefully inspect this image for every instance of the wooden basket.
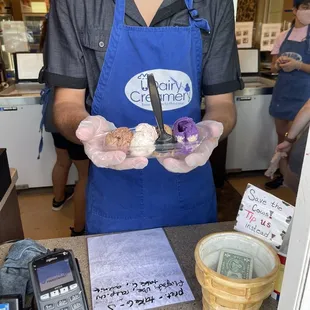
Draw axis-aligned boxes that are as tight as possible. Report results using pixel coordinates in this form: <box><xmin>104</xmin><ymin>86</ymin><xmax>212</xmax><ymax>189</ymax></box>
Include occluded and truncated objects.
<box><xmin>202</xmin><ymin>294</ymin><xmax>263</xmax><ymax>310</ymax></box>
<box><xmin>195</xmin><ymin>232</ymin><xmax>280</xmax><ymax>309</ymax></box>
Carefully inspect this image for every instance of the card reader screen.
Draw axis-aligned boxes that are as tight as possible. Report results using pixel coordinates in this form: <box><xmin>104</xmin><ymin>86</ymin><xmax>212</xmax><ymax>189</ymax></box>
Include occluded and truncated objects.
<box><xmin>0</xmin><ymin>304</ymin><xmax>9</xmax><ymax>310</ymax></box>
<box><xmin>36</xmin><ymin>259</ymin><xmax>74</xmax><ymax>292</ymax></box>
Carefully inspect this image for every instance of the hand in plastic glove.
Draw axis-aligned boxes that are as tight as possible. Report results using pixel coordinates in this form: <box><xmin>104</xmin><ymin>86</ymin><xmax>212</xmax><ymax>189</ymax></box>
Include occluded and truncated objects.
<box><xmin>280</xmin><ymin>57</ymin><xmax>302</xmax><ymax>72</ymax></box>
<box><xmin>76</xmin><ymin>116</ymin><xmax>148</xmax><ymax>170</ymax></box>
<box><xmin>277</xmin><ymin>56</ymin><xmax>290</xmax><ymax>65</ymax></box>
<box><xmin>275</xmin><ymin>56</ymin><xmax>288</xmax><ymax>71</ymax></box>
<box><xmin>265</xmin><ymin>152</ymin><xmax>287</xmax><ymax>179</ymax></box>
<box><xmin>277</xmin><ymin>140</ymin><xmax>293</xmax><ymax>154</ymax></box>
<box><xmin>158</xmin><ymin>120</ymin><xmax>224</xmax><ymax>173</ymax></box>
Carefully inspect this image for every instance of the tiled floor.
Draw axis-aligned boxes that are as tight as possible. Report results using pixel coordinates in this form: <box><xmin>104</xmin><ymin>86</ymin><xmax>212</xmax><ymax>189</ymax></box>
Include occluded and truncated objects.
<box><xmin>17</xmin><ymin>175</ymin><xmax>296</xmax><ymax>240</ymax></box>
<box><xmin>18</xmin><ymin>188</ymin><xmax>74</xmax><ymax>239</ymax></box>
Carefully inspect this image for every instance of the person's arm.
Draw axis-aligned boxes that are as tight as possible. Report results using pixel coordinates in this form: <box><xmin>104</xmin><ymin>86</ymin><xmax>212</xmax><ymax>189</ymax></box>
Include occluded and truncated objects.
<box><xmin>54</xmin><ymin>88</ymin><xmax>89</xmax><ymax>144</ymax></box>
<box><xmin>203</xmin><ymin>93</ymin><xmax>236</xmax><ymax>139</ymax></box>
<box><xmin>270</xmin><ymin>31</ymin><xmax>286</xmax><ymax>72</ymax></box>
<box><xmin>277</xmin><ymin>99</ymin><xmax>310</xmax><ymax>153</ymax></box>
<box><xmin>299</xmin><ymin>62</ymin><xmax>310</xmax><ymax>73</ymax></box>
<box><xmin>280</xmin><ymin>58</ymin><xmax>310</xmax><ymax>73</ymax></box>
<box><xmin>271</xmin><ymin>55</ymin><xmax>281</xmax><ymax>73</ymax></box>
<box><xmin>45</xmin><ymin>0</ymin><xmax>88</xmax><ymax>143</ymax></box>
<box><xmin>287</xmin><ymin>99</ymin><xmax>310</xmax><ymax>140</ymax></box>
<box><xmin>201</xmin><ymin>0</ymin><xmax>242</xmax><ymax>139</ymax></box>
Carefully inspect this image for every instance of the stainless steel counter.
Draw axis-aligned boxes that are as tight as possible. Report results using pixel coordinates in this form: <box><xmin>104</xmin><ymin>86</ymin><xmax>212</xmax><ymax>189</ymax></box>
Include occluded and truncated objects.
<box><xmin>0</xmin><ymin>82</ymin><xmax>43</xmax><ymax>107</ymax></box>
<box><xmin>235</xmin><ymin>76</ymin><xmax>276</xmax><ymax>96</ymax></box>
<box><xmin>0</xmin><ymin>83</ymin><xmax>43</xmax><ymax>97</ymax></box>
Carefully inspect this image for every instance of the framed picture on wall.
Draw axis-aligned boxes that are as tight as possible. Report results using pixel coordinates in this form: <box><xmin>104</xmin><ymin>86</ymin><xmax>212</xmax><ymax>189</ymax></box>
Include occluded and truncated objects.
<box><xmin>235</xmin><ymin>22</ymin><xmax>254</xmax><ymax>48</ymax></box>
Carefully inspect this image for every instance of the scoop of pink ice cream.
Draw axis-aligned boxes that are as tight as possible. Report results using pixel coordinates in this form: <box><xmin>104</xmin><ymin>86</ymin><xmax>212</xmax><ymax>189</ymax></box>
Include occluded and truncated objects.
<box><xmin>172</xmin><ymin>117</ymin><xmax>199</xmax><ymax>143</ymax></box>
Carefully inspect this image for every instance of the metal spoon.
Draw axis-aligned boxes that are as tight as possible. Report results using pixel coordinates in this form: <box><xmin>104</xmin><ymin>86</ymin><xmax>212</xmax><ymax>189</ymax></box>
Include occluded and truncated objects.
<box><xmin>147</xmin><ymin>74</ymin><xmax>176</xmax><ymax>147</ymax></box>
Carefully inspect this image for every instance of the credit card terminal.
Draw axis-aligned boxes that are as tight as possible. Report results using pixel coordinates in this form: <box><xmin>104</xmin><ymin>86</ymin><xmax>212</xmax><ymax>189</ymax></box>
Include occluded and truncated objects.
<box><xmin>29</xmin><ymin>249</ymin><xmax>88</xmax><ymax>310</ymax></box>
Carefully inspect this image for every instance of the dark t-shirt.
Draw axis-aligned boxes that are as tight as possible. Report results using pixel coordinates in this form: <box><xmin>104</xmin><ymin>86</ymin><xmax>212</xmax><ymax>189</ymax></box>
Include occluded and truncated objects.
<box><xmin>45</xmin><ymin>0</ymin><xmax>242</xmax><ymax>108</ymax></box>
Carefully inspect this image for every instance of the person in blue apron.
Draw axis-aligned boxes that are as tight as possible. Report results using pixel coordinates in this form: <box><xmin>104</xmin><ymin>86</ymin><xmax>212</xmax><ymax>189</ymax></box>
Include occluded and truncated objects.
<box><xmin>44</xmin><ymin>0</ymin><xmax>242</xmax><ymax>234</ymax></box>
<box><xmin>38</xmin><ymin>14</ymin><xmax>89</xmax><ymax>236</ymax></box>
<box><xmin>266</xmin><ymin>0</ymin><xmax>310</xmax><ymax>189</ymax></box>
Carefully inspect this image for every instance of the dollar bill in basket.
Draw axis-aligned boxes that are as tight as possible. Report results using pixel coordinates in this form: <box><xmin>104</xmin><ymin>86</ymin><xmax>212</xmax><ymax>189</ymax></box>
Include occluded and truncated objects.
<box><xmin>217</xmin><ymin>249</ymin><xmax>254</xmax><ymax>279</ymax></box>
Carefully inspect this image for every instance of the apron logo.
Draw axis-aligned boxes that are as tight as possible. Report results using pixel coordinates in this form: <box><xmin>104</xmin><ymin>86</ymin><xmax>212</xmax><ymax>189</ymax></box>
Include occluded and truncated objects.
<box><xmin>125</xmin><ymin>69</ymin><xmax>193</xmax><ymax>111</ymax></box>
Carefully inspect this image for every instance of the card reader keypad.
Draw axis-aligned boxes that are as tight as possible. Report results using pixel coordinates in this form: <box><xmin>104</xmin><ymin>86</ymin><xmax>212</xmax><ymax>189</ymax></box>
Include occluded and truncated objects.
<box><xmin>40</xmin><ymin>283</ymin><xmax>84</xmax><ymax>310</ymax></box>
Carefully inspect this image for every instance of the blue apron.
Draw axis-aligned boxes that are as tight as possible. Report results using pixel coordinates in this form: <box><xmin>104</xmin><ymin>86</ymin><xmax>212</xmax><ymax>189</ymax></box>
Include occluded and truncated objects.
<box><xmin>86</xmin><ymin>0</ymin><xmax>216</xmax><ymax>234</ymax></box>
<box><xmin>270</xmin><ymin>25</ymin><xmax>310</xmax><ymax>121</ymax></box>
<box><xmin>37</xmin><ymin>85</ymin><xmax>51</xmax><ymax>159</ymax></box>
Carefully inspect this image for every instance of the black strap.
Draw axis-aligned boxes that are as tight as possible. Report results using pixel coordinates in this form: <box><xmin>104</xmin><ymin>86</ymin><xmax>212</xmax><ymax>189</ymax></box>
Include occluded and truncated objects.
<box><xmin>151</xmin><ymin>0</ymin><xmax>187</xmax><ymax>26</ymax></box>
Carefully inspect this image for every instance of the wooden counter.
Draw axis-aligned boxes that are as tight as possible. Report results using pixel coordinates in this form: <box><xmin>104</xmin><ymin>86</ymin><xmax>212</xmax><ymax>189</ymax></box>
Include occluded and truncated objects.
<box><xmin>0</xmin><ymin>168</ymin><xmax>24</xmax><ymax>243</ymax></box>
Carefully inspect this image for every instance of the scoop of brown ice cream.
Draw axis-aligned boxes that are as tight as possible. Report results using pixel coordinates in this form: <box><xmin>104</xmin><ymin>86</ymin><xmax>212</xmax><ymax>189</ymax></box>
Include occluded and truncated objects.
<box><xmin>105</xmin><ymin>127</ymin><xmax>133</xmax><ymax>148</ymax></box>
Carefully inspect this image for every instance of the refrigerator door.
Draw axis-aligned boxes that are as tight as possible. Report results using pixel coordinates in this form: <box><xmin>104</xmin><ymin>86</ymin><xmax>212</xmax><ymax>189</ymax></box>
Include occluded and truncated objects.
<box><xmin>226</xmin><ymin>95</ymin><xmax>277</xmax><ymax>172</ymax></box>
<box><xmin>0</xmin><ymin>104</ymin><xmax>78</xmax><ymax>188</ymax></box>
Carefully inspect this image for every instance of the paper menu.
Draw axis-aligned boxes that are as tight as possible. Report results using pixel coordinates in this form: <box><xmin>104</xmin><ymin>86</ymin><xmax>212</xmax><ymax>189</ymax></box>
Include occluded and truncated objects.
<box><xmin>235</xmin><ymin>22</ymin><xmax>254</xmax><ymax>48</ymax></box>
<box><xmin>234</xmin><ymin>184</ymin><xmax>294</xmax><ymax>250</ymax></box>
<box><xmin>260</xmin><ymin>23</ymin><xmax>282</xmax><ymax>52</ymax></box>
<box><xmin>87</xmin><ymin>228</ymin><xmax>194</xmax><ymax>310</ymax></box>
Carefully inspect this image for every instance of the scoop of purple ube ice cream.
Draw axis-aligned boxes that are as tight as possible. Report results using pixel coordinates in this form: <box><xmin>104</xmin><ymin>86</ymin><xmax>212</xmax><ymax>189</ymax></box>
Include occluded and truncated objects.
<box><xmin>172</xmin><ymin>117</ymin><xmax>199</xmax><ymax>143</ymax></box>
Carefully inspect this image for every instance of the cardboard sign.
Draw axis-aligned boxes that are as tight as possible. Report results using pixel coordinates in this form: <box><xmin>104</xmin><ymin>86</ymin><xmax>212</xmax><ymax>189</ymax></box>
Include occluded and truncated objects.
<box><xmin>234</xmin><ymin>184</ymin><xmax>294</xmax><ymax>250</ymax></box>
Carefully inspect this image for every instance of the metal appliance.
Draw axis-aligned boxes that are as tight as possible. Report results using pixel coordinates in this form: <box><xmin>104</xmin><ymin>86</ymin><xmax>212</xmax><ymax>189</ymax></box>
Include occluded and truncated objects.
<box><xmin>226</xmin><ymin>49</ymin><xmax>278</xmax><ymax>172</ymax></box>
<box><xmin>0</xmin><ymin>53</ymin><xmax>77</xmax><ymax>188</ymax></box>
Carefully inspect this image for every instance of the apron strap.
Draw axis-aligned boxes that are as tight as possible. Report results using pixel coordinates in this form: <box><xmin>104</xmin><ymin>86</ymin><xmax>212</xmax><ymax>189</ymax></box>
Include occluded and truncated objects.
<box><xmin>37</xmin><ymin>86</ymin><xmax>51</xmax><ymax>159</ymax></box>
<box><xmin>113</xmin><ymin>0</ymin><xmax>127</xmax><ymax>27</ymax></box>
<box><xmin>279</xmin><ymin>26</ymin><xmax>294</xmax><ymax>54</ymax></box>
<box><xmin>184</xmin><ymin>0</ymin><xmax>210</xmax><ymax>32</ymax></box>
<box><xmin>284</xmin><ymin>26</ymin><xmax>294</xmax><ymax>41</ymax></box>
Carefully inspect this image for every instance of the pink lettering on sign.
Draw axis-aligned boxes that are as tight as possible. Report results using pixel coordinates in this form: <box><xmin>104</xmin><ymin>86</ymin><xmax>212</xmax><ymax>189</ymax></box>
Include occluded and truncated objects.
<box><xmin>245</xmin><ymin>209</ymin><xmax>256</xmax><ymax>223</ymax></box>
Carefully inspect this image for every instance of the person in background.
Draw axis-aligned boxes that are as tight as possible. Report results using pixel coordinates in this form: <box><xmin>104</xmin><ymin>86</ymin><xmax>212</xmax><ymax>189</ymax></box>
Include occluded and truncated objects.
<box><xmin>39</xmin><ymin>16</ymin><xmax>89</xmax><ymax>236</ymax></box>
<box><xmin>276</xmin><ymin>98</ymin><xmax>310</xmax><ymax>193</ymax></box>
<box><xmin>266</xmin><ymin>0</ymin><xmax>310</xmax><ymax>189</ymax></box>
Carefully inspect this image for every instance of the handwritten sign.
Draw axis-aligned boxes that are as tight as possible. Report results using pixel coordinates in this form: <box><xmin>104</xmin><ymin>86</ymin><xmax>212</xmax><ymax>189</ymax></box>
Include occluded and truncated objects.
<box><xmin>234</xmin><ymin>184</ymin><xmax>295</xmax><ymax>250</ymax></box>
<box><xmin>87</xmin><ymin>229</ymin><xmax>194</xmax><ymax>309</ymax></box>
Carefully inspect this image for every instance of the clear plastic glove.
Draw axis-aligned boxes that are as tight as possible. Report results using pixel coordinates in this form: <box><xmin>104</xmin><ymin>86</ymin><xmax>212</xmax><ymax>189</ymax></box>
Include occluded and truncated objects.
<box><xmin>265</xmin><ymin>152</ymin><xmax>287</xmax><ymax>179</ymax></box>
<box><xmin>275</xmin><ymin>56</ymin><xmax>288</xmax><ymax>71</ymax></box>
<box><xmin>158</xmin><ymin>120</ymin><xmax>224</xmax><ymax>173</ymax></box>
<box><xmin>76</xmin><ymin>116</ymin><xmax>148</xmax><ymax>170</ymax></box>
<box><xmin>277</xmin><ymin>56</ymin><xmax>290</xmax><ymax>65</ymax></box>
<box><xmin>279</xmin><ymin>57</ymin><xmax>301</xmax><ymax>72</ymax></box>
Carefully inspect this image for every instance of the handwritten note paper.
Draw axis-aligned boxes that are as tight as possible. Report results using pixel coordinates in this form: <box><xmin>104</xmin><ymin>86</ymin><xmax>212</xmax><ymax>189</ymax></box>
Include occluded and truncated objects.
<box><xmin>87</xmin><ymin>229</ymin><xmax>194</xmax><ymax>310</ymax></box>
<box><xmin>234</xmin><ymin>184</ymin><xmax>295</xmax><ymax>250</ymax></box>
